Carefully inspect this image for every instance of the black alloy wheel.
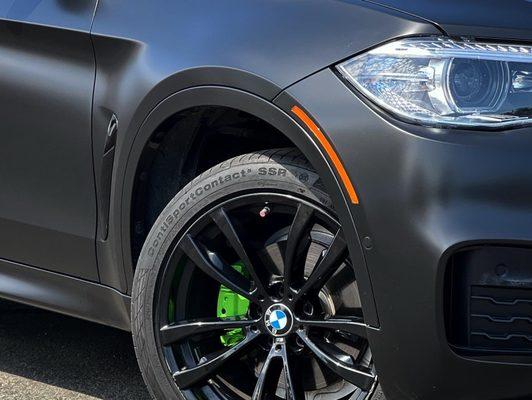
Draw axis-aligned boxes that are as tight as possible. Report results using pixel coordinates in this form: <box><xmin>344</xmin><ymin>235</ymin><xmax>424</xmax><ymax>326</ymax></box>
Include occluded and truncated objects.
<box><xmin>132</xmin><ymin>149</ymin><xmax>378</xmax><ymax>400</ymax></box>
<box><xmin>156</xmin><ymin>194</ymin><xmax>376</xmax><ymax>399</ymax></box>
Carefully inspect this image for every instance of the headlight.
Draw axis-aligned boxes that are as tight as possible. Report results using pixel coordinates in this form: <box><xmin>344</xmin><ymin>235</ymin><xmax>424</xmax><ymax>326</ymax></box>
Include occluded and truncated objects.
<box><xmin>337</xmin><ymin>37</ymin><xmax>532</xmax><ymax>129</ymax></box>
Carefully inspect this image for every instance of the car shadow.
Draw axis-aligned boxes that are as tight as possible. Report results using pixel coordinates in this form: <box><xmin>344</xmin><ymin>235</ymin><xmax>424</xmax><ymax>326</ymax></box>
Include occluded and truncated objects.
<box><xmin>0</xmin><ymin>299</ymin><xmax>151</xmax><ymax>399</ymax></box>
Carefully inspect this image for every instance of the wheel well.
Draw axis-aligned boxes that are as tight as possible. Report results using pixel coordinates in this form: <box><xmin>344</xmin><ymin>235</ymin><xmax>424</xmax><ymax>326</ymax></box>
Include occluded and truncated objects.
<box><xmin>131</xmin><ymin>105</ymin><xmax>294</xmax><ymax>263</ymax></box>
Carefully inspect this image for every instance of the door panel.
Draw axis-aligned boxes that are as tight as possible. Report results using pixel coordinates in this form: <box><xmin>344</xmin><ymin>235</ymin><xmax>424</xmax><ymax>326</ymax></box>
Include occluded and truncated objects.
<box><xmin>0</xmin><ymin>0</ymin><xmax>99</xmax><ymax>280</ymax></box>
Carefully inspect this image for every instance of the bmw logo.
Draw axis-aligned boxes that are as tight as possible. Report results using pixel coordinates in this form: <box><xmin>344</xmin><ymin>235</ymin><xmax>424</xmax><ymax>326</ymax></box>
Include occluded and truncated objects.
<box><xmin>264</xmin><ymin>304</ymin><xmax>293</xmax><ymax>336</ymax></box>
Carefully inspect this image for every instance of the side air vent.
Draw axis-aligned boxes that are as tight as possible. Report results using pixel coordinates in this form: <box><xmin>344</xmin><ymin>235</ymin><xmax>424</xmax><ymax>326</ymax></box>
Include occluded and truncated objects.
<box><xmin>446</xmin><ymin>245</ymin><xmax>532</xmax><ymax>357</ymax></box>
<box><xmin>99</xmin><ymin>113</ymin><xmax>118</xmax><ymax>241</ymax></box>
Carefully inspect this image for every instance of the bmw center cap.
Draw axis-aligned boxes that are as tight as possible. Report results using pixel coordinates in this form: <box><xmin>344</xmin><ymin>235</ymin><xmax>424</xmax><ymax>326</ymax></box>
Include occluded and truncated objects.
<box><xmin>265</xmin><ymin>304</ymin><xmax>293</xmax><ymax>336</ymax></box>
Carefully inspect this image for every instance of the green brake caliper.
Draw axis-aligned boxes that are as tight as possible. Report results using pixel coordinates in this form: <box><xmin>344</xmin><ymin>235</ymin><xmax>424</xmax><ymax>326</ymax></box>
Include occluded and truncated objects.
<box><xmin>217</xmin><ymin>261</ymin><xmax>250</xmax><ymax>347</ymax></box>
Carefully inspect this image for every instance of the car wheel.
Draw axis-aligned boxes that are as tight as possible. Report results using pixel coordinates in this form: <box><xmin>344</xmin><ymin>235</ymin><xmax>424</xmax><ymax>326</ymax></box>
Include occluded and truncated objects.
<box><xmin>132</xmin><ymin>148</ymin><xmax>379</xmax><ymax>400</ymax></box>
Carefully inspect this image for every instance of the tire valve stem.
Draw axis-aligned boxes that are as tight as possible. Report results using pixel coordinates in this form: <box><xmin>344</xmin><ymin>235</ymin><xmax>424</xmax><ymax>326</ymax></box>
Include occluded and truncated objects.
<box><xmin>259</xmin><ymin>206</ymin><xmax>271</xmax><ymax>218</ymax></box>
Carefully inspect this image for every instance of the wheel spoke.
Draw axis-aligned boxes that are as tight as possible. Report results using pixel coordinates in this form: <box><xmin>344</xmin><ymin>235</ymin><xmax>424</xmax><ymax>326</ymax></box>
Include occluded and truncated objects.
<box><xmin>284</xmin><ymin>203</ymin><xmax>314</xmax><ymax>294</ymax></box>
<box><xmin>160</xmin><ymin>318</ymin><xmax>258</xmax><ymax>346</ymax></box>
<box><xmin>280</xmin><ymin>344</ymin><xmax>305</xmax><ymax>400</ymax></box>
<box><xmin>211</xmin><ymin>208</ymin><xmax>269</xmax><ymax>298</ymax></box>
<box><xmin>252</xmin><ymin>344</ymin><xmax>283</xmax><ymax>400</ymax></box>
<box><xmin>174</xmin><ymin>330</ymin><xmax>260</xmax><ymax>389</ymax></box>
<box><xmin>297</xmin><ymin>317</ymin><xmax>367</xmax><ymax>339</ymax></box>
<box><xmin>317</xmin><ymin>340</ymin><xmax>356</xmax><ymax>366</ymax></box>
<box><xmin>295</xmin><ymin>229</ymin><xmax>348</xmax><ymax>301</ymax></box>
<box><xmin>252</xmin><ymin>342</ymin><xmax>304</xmax><ymax>400</ymax></box>
<box><xmin>297</xmin><ymin>330</ymin><xmax>375</xmax><ymax>391</ymax></box>
<box><xmin>180</xmin><ymin>234</ymin><xmax>253</xmax><ymax>299</ymax></box>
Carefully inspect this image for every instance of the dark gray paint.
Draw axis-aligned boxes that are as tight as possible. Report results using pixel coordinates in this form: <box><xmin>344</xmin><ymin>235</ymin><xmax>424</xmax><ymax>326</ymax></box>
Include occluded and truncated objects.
<box><xmin>0</xmin><ymin>0</ymin><xmax>530</xmax><ymax>398</ymax></box>
<box><xmin>0</xmin><ymin>1</ymin><xmax>98</xmax><ymax>280</ymax></box>
<box><xmin>364</xmin><ymin>0</ymin><xmax>532</xmax><ymax>39</ymax></box>
<box><xmin>281</xmin><ymin>68</ymin><xmax>532</xmax><ymax>400</ymax></box>
<box><xmin>91</xmin><ymin>0</ymin><xmax>439</xmax><ymax>292</ymax></box>
<box><xmin>0</xmin><ymin>258</ymin><xmax>130</xmax><ymax>331</ymax></box>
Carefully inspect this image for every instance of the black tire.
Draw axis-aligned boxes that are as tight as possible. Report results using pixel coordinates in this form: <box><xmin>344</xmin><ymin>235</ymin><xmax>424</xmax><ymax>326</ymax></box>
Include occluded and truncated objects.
<box><xmin>131</xmin><ymin>148</ymin><xmax>379</xmax><ymax>400</ymax></box>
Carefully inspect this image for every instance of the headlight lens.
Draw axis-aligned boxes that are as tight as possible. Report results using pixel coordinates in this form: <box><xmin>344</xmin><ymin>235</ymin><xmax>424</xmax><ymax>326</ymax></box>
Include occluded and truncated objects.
<box><xmin>337</xmin><ymin>37</ymin><xmax>532</xmax><ymax>129</ymax></box>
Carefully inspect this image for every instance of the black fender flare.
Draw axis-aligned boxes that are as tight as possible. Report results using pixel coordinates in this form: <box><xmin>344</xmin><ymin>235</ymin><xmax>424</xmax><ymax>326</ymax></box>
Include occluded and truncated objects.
<box><xmin>115</xmin><ymin>85</ymin><xmax>379</xmax><ymax>326</ymax></box>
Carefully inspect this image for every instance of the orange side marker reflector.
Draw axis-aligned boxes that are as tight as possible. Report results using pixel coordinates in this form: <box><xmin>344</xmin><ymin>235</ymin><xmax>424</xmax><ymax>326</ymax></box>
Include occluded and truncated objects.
<box><xmin>291</xmin><ymin>106</ymin><xmax>359</xmax><ymax>205</ymax></box>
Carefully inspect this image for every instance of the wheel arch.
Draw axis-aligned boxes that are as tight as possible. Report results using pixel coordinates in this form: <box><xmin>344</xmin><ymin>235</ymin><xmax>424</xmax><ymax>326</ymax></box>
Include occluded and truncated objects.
<box><xmin>111</xmin><ymin>85</ymin><xmax>378</xmax><ymax>326</ymax></box>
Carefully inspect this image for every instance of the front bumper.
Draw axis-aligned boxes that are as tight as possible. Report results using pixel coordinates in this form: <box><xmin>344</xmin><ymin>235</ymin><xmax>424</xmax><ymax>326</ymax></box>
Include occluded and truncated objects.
<box><xmin>275</xmin><ymin>69</ymin><xmax>532</xmax><ymax>400</ymax></box>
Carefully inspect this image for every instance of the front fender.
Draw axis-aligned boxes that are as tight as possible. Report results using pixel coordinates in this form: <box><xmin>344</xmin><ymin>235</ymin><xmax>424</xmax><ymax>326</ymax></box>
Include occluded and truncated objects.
<box><xmin>100</xmin><ymin>85</ymin><xmax>379</xmax><ymax>327</ymax></box>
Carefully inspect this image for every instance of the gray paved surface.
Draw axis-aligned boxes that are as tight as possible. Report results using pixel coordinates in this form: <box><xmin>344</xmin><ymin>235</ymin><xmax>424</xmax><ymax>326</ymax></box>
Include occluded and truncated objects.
<box><xmin>0</xmin><ymin>300</ymin><xmax>151</xmax><ymax>400</ymax></box>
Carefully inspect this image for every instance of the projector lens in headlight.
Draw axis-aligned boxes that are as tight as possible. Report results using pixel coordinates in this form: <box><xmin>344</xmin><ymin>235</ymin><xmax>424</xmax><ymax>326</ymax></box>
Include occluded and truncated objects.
<box><xmin>337</xmin><ymin>37</ymin><xmax>532</xmax><ymax>129</ymax></box>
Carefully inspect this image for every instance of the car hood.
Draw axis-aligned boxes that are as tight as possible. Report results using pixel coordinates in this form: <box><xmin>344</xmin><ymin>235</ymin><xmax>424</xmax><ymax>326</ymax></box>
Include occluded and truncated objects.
<box><xmin>363</xmin><ymin>0</ymin><xmax>532</xmax><ymax>41</ymax></box>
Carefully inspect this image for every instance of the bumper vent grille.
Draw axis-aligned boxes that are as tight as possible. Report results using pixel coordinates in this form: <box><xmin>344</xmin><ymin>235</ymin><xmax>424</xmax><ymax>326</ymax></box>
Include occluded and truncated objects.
<box><xmin>469</xmin><ymin>286</ymin><xmax>532</xmax><ymax>352</ymax></box>
<box><xmin>446</xmin><ymin>245</ymin><xmax>532</xmax><ymax>357</ymax></box>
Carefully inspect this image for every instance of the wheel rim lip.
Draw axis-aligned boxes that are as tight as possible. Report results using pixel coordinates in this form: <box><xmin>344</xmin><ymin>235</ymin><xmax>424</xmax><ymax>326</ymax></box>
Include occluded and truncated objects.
<box><xmin>152</xmin><ymin>190</ymin><xmax>371</xmax><ymax>397</ymax></box>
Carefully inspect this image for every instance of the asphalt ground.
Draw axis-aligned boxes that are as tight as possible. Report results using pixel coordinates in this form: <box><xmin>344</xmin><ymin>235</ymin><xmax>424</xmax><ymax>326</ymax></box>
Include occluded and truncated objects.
<box><xmin>0</xmin><ymin>299</ymin><xmax>150</xmax><ymax>400</ymax></box>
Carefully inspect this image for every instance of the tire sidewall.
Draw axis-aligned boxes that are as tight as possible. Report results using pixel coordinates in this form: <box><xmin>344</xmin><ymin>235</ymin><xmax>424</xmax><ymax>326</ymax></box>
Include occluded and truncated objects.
<box><xmin>132</xmin><ymin>153</ymin><xmax>332</xmax><ymax>399</ymax></box>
